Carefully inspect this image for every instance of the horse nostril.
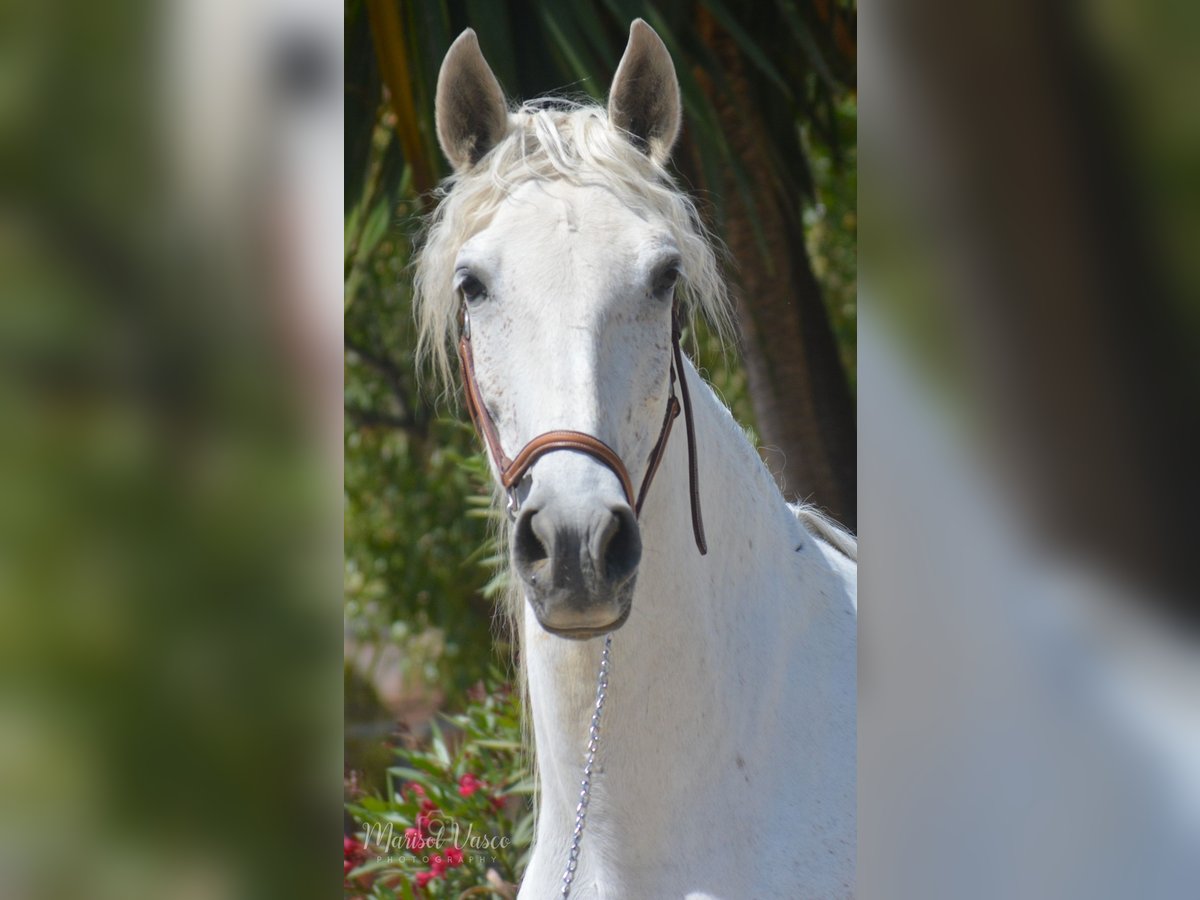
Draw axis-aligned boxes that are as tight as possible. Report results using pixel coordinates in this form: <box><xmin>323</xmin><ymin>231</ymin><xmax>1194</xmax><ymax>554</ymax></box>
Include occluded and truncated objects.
<box><xmin>515</xmin><ymin>504</ymin><xmax>640</xmax><ymax>594</ymax></box>
<box><xmin>599</xmin><ymin>507</ymin><xmax>642</xmax><ymax>584</ymax></box>
<box><xmin>513</xmin><ymin>508</ymin><xmax>549</xmax><ymax>580</ymax></box>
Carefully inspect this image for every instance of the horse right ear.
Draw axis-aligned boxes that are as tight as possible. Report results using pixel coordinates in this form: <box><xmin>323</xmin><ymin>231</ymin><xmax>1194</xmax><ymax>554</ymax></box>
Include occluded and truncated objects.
<box><xmin>608</xmin><ymin>19</ymin><xmax>682</xmax><ymax>165</ymax></box>
<box><xmin>435</xmin><ymin>29</ymin><xmax>509</xmax><ymax>172</ymax></box>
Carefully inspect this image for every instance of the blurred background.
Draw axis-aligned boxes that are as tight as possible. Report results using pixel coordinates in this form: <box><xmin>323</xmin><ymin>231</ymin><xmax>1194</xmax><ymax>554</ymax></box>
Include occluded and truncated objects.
<box><xmin>1</xmin><ymin>0</ymin><xmax>343</xmax><ymax>898</ymax></box>
<box><xmin>860</xmin><ymin>0</ymin><xmax>1200</xmax><ymax>897</ymax></box>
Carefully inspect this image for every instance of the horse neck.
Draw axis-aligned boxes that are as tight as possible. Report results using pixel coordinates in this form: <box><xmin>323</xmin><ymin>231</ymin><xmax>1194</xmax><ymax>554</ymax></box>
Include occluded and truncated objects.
<box><xmin>522</xmin><ymin>357</ymin><xmax>838</xmax><ymax>857</ymax></box>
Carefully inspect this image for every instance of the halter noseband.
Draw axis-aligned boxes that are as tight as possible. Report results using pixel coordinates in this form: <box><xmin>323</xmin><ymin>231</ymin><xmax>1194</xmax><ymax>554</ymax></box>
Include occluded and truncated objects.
<box><xmin>456</xmin><ymin>303</ymin><xmax>707</xmax><ymax>555</ymax></box>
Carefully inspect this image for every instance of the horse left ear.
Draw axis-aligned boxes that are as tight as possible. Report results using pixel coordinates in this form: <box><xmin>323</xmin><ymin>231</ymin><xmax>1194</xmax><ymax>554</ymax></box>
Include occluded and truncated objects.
<box><xmin>608</xmin><ymin>19</ymin><xmax>682</xmax><ymax>165</ymax></box>
<box><xmin>436</xmin><ymin>29</ymin><xmax>509</xmax><ymax>172</ymax></box>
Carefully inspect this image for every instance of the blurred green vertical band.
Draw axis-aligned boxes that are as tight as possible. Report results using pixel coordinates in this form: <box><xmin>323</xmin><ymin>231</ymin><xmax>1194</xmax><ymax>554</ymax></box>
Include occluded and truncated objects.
<box><xmin>2</xmin><ymin>1</ymin><xmax>344</xmax><ymax>898</ymax></box>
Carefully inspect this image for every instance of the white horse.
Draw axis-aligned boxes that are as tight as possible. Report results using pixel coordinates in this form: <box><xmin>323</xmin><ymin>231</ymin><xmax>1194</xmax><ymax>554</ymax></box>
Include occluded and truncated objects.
<box><xmin>417</xmin><ymin>20</ymin><xmax>856</xmax><ymax>898</ymax></box>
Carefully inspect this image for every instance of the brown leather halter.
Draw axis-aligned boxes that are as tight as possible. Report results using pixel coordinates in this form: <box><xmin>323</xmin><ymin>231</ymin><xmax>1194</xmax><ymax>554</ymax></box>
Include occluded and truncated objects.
<box><xmin>456</xmin><ymin>303</ymin><xmax>707</xmax><ymax>555</ymax></box>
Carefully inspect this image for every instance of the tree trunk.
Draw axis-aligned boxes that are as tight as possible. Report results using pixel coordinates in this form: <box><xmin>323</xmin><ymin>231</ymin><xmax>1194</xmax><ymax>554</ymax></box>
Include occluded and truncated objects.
<box><xmin>696</xmin><ymin>14</ymin><xmax>858</xmax><ymax>527</ymax></box>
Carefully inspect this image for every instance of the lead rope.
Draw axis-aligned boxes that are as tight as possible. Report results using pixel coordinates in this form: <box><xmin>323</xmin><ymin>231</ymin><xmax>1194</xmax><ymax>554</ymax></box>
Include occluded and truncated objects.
<box><xmin>560</xmin><ymin>632</ymin><xmax>612</xmax><ymax>898</ymax></box>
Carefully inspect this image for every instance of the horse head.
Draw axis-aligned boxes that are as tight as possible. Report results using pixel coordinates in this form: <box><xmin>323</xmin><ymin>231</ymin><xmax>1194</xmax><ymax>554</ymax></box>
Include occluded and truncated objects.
<box><xmin>430</xmin><ymin>22</ymin><xmax>695</xmax><ymax>638</ymax></box>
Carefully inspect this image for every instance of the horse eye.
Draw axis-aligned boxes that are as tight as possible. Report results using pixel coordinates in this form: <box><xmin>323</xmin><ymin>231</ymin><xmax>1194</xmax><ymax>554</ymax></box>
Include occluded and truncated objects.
<box><xmin>652</xmin><ymin>264</ymin><xmax>681</xmax><ymax>298</ymax></box>
<box><xmin>458</xmin><ymin>274</ymin><xmax>488</xmax><ymax>303</ymax></box>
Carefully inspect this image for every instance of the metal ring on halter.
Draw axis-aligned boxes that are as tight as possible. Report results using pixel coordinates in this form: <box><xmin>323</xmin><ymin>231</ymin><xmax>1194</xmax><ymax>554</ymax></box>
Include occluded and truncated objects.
<box><xmin>505</xmin><ymin>474</ymin><xmax>530</xmax><ymax>520</ymax></box>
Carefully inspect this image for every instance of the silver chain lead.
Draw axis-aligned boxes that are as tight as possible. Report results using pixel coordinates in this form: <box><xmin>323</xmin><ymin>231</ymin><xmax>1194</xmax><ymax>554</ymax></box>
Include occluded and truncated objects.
<box><xmin>560</xmin><ymin>632</ymin><xmax>612</xmax><ymax>898</ymax></box>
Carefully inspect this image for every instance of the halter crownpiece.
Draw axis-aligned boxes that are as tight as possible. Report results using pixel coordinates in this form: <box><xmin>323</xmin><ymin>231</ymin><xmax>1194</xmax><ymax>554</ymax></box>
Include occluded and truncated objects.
<box><xmin>457</xmin><ymin>303</ymin><xmax>707</xmax><ymax>555</ymax></box>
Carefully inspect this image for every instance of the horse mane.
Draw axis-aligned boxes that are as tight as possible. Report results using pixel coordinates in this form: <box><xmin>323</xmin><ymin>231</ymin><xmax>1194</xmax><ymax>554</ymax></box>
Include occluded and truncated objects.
<box><xmin>792</xmin><ymin>503</ymin><xmax>858</xmax><ymax>562</ymax></box>
<box><xmin>412</xmin><ymin>98</ymin><xmax>733</xmax><ymax>394</ymax></box>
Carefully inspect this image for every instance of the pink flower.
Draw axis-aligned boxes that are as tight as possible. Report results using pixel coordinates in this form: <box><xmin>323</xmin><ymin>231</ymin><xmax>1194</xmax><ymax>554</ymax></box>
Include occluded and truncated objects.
<box><xmin>445</xmin><ymin>846</ymin><xmax>464</xmax><ymax>867</ymax></box>
<box><xmin>430</xmin><ymin>854</ymin><xmax>447</xmax><ymax>876</ymax></box>
<box><xmin>415</xmin><ymin>870</ymin><xmax>436</xmax><ymax>888</ymax></box>
<box><xmin>416</xmin><ymin>812</ymin><xmax>436</xmax><ymax>832</ymax></box>
<box><xmin>419</xmin><ymin>798</ymin><xmax>439</xmax><ymax>816</ymax></box>
<box><xmin>458</xmin><ymin>773</ymin><xmax>482</xmax><ymax>797</ymax></box>
<box><xmin>343</xmin><ymin>834</ymin><xmax>366</xmax><ymax>876</ymax></box>
<box><xmin>408</xmin><ymin>783</ymin><xmax>426</xmax><ymax>800</ymax></box>
<box><xmin>404</xmin><ymin>827</ymin><xmax>425</xmax><ymax>850</ymax></box>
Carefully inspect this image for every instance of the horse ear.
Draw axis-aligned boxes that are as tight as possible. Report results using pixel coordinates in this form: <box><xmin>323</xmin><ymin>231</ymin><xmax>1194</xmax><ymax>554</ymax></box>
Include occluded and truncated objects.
<box><xmin>435</xmin><ymin>29</ymin><xmax>509</xmax><ymax>172</ymax></box>
<box><xmin>608</xmin><ymin>19</ymin><xmax>682</xmax><ymax>165</ymax></box>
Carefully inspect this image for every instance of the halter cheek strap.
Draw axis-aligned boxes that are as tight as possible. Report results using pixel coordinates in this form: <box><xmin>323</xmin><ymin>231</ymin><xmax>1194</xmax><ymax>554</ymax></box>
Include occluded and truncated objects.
<box><xmin>456</xmin><ymin>304</ymin><xmax>707</xmax><ymax>555</ymax></box>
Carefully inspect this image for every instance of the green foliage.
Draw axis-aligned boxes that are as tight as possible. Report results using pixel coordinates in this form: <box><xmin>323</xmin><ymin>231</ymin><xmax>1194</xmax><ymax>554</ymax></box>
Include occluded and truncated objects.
<box><xmin>345</xmin><ymin>683</ymin><xmax>533</xmax><ymax>898</ymax></box>
<box><xmin>345</xmin><ymin>111</ymin><xmax>509</xmax><ymax>695</ymax></box>
<box><xmin>803</xmin><ymin>94</ymin><xmax>858</xmax><ymax>390</ymax></box>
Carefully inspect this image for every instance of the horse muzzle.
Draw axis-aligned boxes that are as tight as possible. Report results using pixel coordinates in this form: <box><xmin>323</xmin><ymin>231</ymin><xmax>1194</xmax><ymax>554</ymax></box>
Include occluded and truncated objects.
<box><xmin>512</xmin><ymin>501</ymin><xmax>641</xmax><ymax>639</ymax></box>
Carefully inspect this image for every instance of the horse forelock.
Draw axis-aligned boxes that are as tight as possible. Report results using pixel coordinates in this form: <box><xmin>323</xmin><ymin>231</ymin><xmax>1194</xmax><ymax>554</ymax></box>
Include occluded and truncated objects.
<box><xmin>412</xmin><ymin>99</ymin><xmax>732</xmax><ymax>397</ymax></box>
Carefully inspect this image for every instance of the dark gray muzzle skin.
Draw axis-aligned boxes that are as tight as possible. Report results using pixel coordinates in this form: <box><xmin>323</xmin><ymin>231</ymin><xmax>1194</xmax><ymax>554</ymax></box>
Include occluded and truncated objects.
<box><xmin>512</xmin><ymin>502</ymin><xmax>642</xmax><ymax>639</ymax></box>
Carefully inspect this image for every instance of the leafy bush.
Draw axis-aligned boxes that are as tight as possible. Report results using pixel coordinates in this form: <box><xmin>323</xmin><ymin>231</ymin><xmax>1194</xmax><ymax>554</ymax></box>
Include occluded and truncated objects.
<box><xmin>345</xmin><ymin>682</ymin><xmax>533</xmax><ymax>898</ymax></box>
